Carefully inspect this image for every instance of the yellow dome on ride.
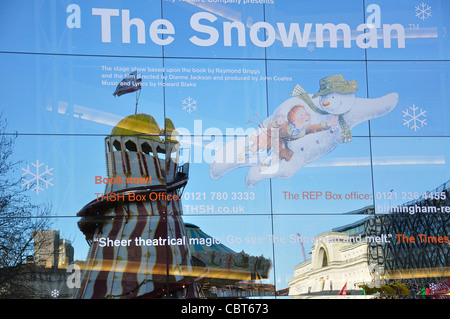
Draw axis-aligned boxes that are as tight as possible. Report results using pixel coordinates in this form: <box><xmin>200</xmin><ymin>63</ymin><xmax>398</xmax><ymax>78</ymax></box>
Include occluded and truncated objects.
<box><xmin>111</xmin><ymin>114</ymin><xmax>179</xmax><ymax>143</ymax></box>
<box><xmin>111</xmin><ymin>113</ymin><xmax>161</xmax><ymax>140</ymax></box>
<box><xmin>163</xmin><ymin>118</ymin><xmax>179</xmax><ymax>142</ymax></box>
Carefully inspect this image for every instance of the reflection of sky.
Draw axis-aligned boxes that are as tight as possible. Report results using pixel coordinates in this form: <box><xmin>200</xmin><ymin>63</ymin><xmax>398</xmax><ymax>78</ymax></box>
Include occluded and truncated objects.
<box><xmin>1</xmin><ymin>0</ymin><xmax>449</xmax><ymax>292</ymax></box>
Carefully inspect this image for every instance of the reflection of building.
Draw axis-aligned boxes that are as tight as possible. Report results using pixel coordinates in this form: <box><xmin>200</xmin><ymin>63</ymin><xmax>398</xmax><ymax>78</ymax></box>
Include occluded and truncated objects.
<box><xmin>289</xmin><ymin>218</ymin><xmax>372</xmax><ymax>298</ymax></box>
<box><xmin>75</xmin><ymin>114</ymin><xmax>199</xmax><ymax>299</ymax></box>
<box><xmin>32</xmin><ymin>230</ymin><xmax>74</xmax><ymax>269</ymax></box>
<box><xmin>368</xmin><ymin>180</ymin><xmax>450</xmax><ymax>290</ymax></box>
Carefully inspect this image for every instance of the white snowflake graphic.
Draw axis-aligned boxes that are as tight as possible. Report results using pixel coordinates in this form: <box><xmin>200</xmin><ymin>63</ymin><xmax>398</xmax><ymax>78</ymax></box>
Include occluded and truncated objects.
<box><xmin>415</xmin><ymin>2</ymin><xmax>431</xmax><ymax>21</ymax></box>
<box><xmin>307</xmin><ymin>44</ymin><xmax>315</xmax><ymax>52</ymax></box>
<box><xmin>21</xmin><ymin>160</ymin><xmax>54</xmax><ymax>195</ymax></box>
<box><xmin>402</xmin><ymin>105</ymin><xmax>427</xmax><ymax>132</ymax></box>
<box><xmin>51</xmin><ymin>289</ymin><xmax>59</xmax><ymax>298</ymax></box>
<box><xmin>182</xmin><ymin>97</ymin><xmax>197</xmax><ymax>114</ymax></box>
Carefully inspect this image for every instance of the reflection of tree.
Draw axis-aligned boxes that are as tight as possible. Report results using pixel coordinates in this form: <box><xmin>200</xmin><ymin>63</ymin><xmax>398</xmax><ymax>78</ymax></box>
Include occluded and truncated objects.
<box><xmin>0</xmin><ymin>115</ymin><xmax>52</xmax><ymax>298</ymax></box>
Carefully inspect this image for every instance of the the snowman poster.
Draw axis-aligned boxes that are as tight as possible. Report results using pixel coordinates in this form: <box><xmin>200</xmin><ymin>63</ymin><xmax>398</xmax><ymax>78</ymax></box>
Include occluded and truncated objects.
<box><xmin>209</xmin><ymin>74</ymin><xmax>399</xmax><ymax>188</ymax></box>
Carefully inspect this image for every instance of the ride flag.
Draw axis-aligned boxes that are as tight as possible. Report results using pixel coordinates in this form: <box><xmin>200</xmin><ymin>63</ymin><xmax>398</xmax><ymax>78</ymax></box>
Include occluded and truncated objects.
<box><xmin>338</xmin><ymin>282</ymin><xmax>347</xmax><ymax>295</ymax></box>
<box><xmin>113</xmin><ymin>70</ymin><xmax>142</xmax><ymax>97</ymax></box>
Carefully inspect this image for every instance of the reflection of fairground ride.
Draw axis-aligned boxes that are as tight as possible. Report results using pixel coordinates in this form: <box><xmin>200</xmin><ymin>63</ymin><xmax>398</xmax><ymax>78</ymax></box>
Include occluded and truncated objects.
<box><xmin>75</xmin><ymin>114</ymin><xmax>198</xmax><ymax>299</ymax></box>
<box><xmin>366</xmin><ymin>179</ymin><xmax>450</xmax><ymax>288</ymax></box>
<box><xmin>184</xmin><ymin>223</ymin><xmax>272</xmax><ymax>297</ymax></box>
<box><xmin>75</xmin><ymin>114</ymin><xmax>271</xmax><ymax>299</ymax></box>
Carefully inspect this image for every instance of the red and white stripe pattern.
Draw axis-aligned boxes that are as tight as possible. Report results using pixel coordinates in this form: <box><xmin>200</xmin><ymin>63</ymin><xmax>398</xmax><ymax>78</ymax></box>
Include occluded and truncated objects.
<box><xmin>75</xmin><ymin>197</ymin><xmax>199</xmax><ymax>299</ymax></box>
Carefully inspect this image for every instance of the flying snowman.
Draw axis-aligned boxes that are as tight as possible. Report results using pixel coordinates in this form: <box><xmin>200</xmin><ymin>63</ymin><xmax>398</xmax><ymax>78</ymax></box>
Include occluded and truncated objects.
<box><xmin>209</xmin><ymin>74</ymin><xmax>399</xmax><ymax>188</ymax></box>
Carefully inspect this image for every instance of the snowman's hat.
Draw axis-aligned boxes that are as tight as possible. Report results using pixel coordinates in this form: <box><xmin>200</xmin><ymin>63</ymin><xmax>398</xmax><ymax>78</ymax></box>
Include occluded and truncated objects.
<box><xmin>312</xmin><ymin>74</ymin><xmax>358</xmax><ymax>98</ymax></box>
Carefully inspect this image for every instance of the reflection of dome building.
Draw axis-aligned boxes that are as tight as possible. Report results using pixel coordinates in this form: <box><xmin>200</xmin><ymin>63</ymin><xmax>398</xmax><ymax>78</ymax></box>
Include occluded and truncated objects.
<box><xmin>75</xmin><ymin>114</ymin><xmax>198</xmax><ymax>299</ymax></box>
<box><xmin>105</xmin><ymin>114</ymin><xmax>182</xmax><ymax>193</ymax></box>
<box><xmin>289</xmin><ymin>218</ymin><xmax>373</xmax><ymax>298</ymax></box>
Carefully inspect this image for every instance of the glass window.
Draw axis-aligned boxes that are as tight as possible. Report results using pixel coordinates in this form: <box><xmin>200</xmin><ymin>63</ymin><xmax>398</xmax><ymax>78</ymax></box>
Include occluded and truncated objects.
<box><xmin>1</xmin><ymin>0</ymin><xmax>450</xmax><ymax>301</ymax></box>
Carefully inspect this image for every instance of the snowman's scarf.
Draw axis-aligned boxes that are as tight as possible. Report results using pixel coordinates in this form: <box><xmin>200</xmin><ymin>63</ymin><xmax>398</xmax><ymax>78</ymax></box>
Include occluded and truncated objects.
<box><xmin>292</xmin><ymin>84</ymin><xmax>352</xmax><ymax>143</ymax></box>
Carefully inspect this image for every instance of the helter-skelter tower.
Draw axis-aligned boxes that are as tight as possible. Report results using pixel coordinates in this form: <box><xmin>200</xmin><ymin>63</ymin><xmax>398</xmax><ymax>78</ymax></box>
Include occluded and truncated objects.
<box><xmin>75</xmin><ymin>113</ymin><xmax>205</xmax><ymax>298</ymax></box>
